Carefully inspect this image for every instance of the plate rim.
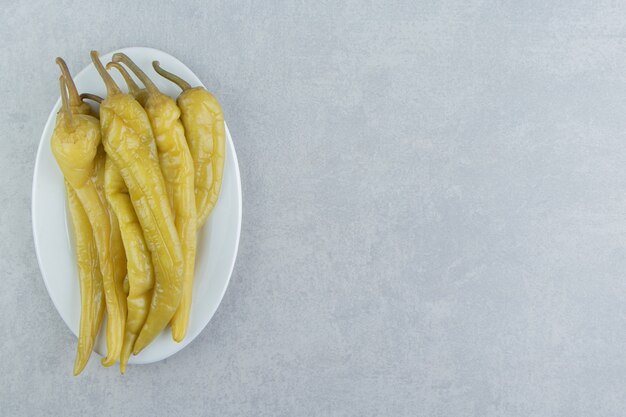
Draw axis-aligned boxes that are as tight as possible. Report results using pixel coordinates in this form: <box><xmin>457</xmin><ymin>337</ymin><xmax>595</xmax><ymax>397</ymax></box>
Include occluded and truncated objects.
<box><xmin>31</xmin><ymin>46</ymin><xmax>242</xmax><ymax>365</ymax></box>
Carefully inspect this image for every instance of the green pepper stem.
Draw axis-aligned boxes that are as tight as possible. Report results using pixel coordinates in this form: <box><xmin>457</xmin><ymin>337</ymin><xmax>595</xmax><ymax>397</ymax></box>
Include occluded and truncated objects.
<box><xmin>106</xmin><ymin>62</ymin><xmax>142</xmax><ymax>95</ymax></box>
<box><xmin>56</xmin><ymin>57</ymin><xmax>82</xmax><ymax>107</ymax></box>
<box><xmin>59</xmin><ymin>76</ymin><xmax>75</xmax><ymax>127</ymax></box>
<box><xmin>112</xmin><ymin>53</ymin><xmax>159</xmax><ymax>95</ymax></box>
<box><xmin>90</xmin><ymin>51</ymin><xmax>121</xmax><ymax>95</ymax></box>
<box><xmin>80</xmin><ymin>93</ymin><xmax>103</xmax><ymax>103</ymax></box>
<box><xmin>152</xmin><ymin>61</ymin><xmax>191</xmax><ymax>91</ymax></box>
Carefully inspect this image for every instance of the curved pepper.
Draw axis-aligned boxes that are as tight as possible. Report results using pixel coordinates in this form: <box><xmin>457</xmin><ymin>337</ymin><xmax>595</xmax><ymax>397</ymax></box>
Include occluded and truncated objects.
<box><xmin>91</xmin><ymin>51</ymin><xmax>184</xmax><ymax>353</ymax></box>
<box><xmin>51</xmin><ymin>73</ymin><xmax>127</xmax><ymax>368</ymax></box>
<box><xmin>104</xmin><ymin>62</ymin><xmax>156</xmax><ymax>369</ymax></box>
<box><xmin>153</xmin><ymin>61</ymin><xmax>225</xmax><ymax>228</ymax></box>
<box><xmin>81</xmin><ymin>94</ymin><xmax>129</xmax><ymax>362</ymax></box>
<box><xmin>114</xmin><ymin>53</ymin><xmax>197</xmax><ymax>343</ymax></box>
<box><xmin>104</xmin><ymin>156</ymin><xmax>155</xmax><ymax>373</ymax></box>
<box><xmin>95</xmin><ymin>145</ymin><xmax>128</xmax><ymax>367</ymax></box>
<box><xmin>65</xmin><ymin>180</ymin><xmax>105</xmax><ymax>375</ymax></box>
<box><xmin>80</xmin><ymin>88</ymin><xmax>154</xmax><ymax>371</ymax></box>
<box><xmin>58</xmin><ymin>75</ymin><xmax>106</xmax><ymax>373</ymax></box>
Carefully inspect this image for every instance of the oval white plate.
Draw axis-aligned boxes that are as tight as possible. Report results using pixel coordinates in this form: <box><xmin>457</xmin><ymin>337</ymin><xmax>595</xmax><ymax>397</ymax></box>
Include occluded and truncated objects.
<box><xmin>32</xmin><ymin>47</ymin><xmax>242</xmax><ymax>365</ymax></box>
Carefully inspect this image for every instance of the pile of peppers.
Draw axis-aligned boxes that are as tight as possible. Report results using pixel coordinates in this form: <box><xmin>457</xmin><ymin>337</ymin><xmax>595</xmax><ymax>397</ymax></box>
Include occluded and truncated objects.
<box><xmin>51</xmin><ymin>51</ymin><xmax>226</xmax><ymax>375</ymax></box>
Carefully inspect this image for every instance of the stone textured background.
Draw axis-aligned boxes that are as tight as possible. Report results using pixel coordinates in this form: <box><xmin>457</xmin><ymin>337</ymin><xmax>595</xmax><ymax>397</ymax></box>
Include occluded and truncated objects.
<box><xmin>3</xmin><ymin>1</ymin><xmax>626</xmax><ymax>416</ymax></box>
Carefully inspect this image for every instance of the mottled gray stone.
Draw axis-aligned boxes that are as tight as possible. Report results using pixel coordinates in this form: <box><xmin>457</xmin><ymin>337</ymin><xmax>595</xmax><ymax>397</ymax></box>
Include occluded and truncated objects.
<box><xmin>2</xmin><ymin>1</ymin><xmax>626</xmax><ymax>416</ymax></box>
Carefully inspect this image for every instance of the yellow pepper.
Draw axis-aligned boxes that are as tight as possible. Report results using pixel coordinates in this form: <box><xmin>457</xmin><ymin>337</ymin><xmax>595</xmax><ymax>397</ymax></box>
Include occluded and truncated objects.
<box><xmin>113</xmin><ymin>53</ymin><xmax>197</xmax><ymax>342</ymax></box>
<box><xmin>79</xmin><ymin>85</ymin><xmax>154</xmax><ymax>370</ymax></box>
<box><xmin>100</xmin><ymin>60</ymin><xmax>157</xmax><ymax>371</ymax></box>
<box><xmin>105</xmin><ymin>156</ymin><xmax>154</xmax><ymax>373</ymax></box>
<box><xmin>95</xmin><ymin>145</ymin><xmax>129</xmax><ymax>367</ymax></box>
<box><xmin>65</xmin><ymin>180</ymin><xmax>105</xmax><ymax>375</ymax></box>
<box><xmin>153</xmin><ymin>61</ymin><xmax>225</xmax><ymax>228</ymax></box>
<box><xmin>56</xmin><ymin>59</ymin><xmax>101</xmax><ymax>351</ymax></box>
<box><xmin>75</xmin><ymin>93</ymin><xmax>129</xmax><ymax>352</ymax></box>
<box><xmin>51</xmin><ymin>73</ymin><xmax>127</xmax><ymax>368</ymax></box>
<box><xmin>102</xmin><ymin>62</ymin><xmax>155</xmax><ymax>162</ymax></box>
<box><xmin>90</xmin><ymin>51</ymin><xmax>184</xmax><ymax>353</ymax></box>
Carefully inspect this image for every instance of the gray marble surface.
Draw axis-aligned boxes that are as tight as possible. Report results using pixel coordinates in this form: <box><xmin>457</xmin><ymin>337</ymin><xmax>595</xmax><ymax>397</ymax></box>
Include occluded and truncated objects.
<box><xmin>3</xmin><ymin>1</ymin><xmax>626</xmax><ymax>415</ymax></box>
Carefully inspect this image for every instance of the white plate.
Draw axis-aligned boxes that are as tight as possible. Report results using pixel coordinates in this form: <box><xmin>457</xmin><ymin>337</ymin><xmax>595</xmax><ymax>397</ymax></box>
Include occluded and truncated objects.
<box><xmin>32</xmin><ymin>47</ymin><xmax>242</xmax><ymax>365</ymax></box>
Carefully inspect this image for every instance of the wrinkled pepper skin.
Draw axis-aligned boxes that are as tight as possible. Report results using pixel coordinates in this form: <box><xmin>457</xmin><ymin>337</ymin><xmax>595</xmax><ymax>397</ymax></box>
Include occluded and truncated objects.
<box><xmin>65</xmin><ymin>181</ymin><xmax>105</xmax><ymax>375</ymax></box>
<box><xmin>114</xmin><ymin>53</ymin><xmax>197</xmax><ymax>342</ymax></box>
<box><xmin>51</xmin><ymin>74</ymin><xmax>127</xmax><ymax>368</ymax></box>
<box><xmin>103</xmin><ymin>62</ymin><xmax>155</xmax><ymax>161</ymax></box>
<box><xmin>153</xmin><ymin>61</ymin><xmax>225</xmax><ymax>229</ymax></box>
<box><xmin>105</xmin><ymin>157</ymin><xmax>154</xmax><ymax>373</ymax></box>
<box><xmin>50</xmin><ymin>93</ymin><xmax>100</xmax><ymax>188</ymax></box>
<box><xmin>94</xmin><ymin>146</ymin><xmax>128</xmax><ymax>367</ymax></box>
<box><xmin>55</xmin><ymin>68</ymin><xmax>105</xmax><ymax>374</ymax></box>
<box><xmin>105</xmin><ymin>60</ymin><xmax>155</xmax><ymax>371</ymax></box>
<box><xmin>91</xmin><ymin>51</ymin><xmax>184</xmax><ymax>354</ymax></box>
